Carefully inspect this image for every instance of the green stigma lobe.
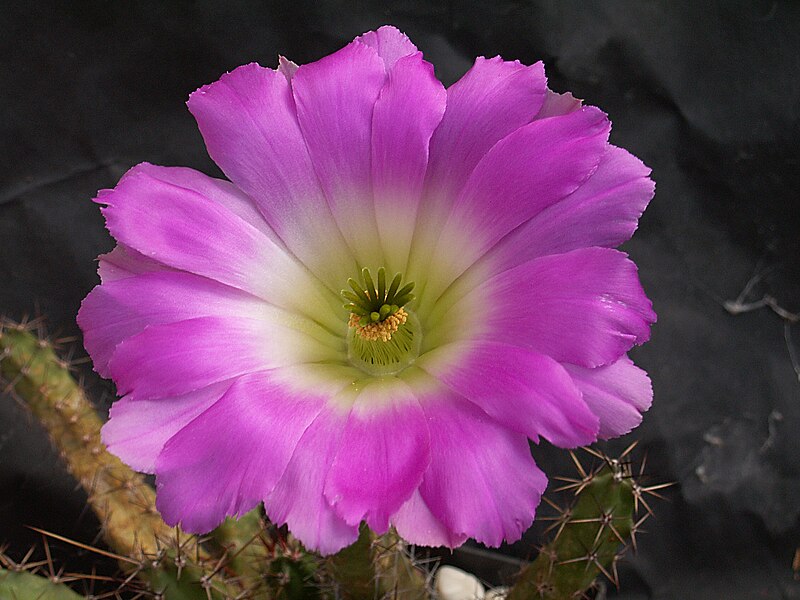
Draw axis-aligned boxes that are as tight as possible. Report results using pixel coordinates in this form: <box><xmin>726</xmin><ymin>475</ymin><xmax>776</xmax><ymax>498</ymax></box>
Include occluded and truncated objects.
<box><xmin>341</xmin><ymin>268</ymin><xmax>415</xmax><ymax>326</ymax></box>
<box><xmin>377</xmin><ymin>268</ymin><xmax>386</xmax><ymax>301</ymax></box>
<box><xmin>388</xmin><ymin>281</ymin><xmax>415</xmax><ymax>305</ymax></box>
<box><xmin>362</xmin><ymin>268</ymin><xmax>376</xmax><ymax>302</ymax></box>
<box><xmin>386</xmin><ymin>272</ymin><xmax>402</xmax><ymax>302</ymax></box>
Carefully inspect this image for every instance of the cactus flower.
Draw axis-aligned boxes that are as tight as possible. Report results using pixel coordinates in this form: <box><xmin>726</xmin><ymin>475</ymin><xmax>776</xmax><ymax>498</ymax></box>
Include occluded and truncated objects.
<box><xmin>78</xmin><ymin>26</ymin><xmax>656</xmax><ymax>554</ymax></box>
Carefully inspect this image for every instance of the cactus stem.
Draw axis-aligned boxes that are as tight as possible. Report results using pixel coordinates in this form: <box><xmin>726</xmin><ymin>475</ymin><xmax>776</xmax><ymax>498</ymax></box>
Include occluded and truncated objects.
<box><xmin>2</xmin><ymin>322</ymin><xmax>249</xmax><ymax>599</ymax></box>
<box><xmin>507</xmin><ymin>446</ymin><xmax>669</xmax><ymax>600</ymax></box>
<box><xmin>0</xmin><ymin>323</ymin><xmax>180</xmax><ymax>559</ymax></box>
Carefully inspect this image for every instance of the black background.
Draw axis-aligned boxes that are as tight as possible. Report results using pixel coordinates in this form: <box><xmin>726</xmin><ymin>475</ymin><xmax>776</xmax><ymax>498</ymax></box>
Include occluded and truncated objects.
<box><xmin>1</xmin><ymin>2</ymin><xmax>799</xmax><ymax>598</ymax></box>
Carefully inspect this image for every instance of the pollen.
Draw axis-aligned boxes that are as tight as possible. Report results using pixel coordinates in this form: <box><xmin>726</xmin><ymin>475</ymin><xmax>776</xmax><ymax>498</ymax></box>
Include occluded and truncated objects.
<box><xmin>341</xmin><ymin>267</ymin><xmax>416</xmax><ymax>343</ymax></box>
<box><xmin>349</xmin><ymin>307</ymin><xmax>408</xmax><ymax>342</ymax></box>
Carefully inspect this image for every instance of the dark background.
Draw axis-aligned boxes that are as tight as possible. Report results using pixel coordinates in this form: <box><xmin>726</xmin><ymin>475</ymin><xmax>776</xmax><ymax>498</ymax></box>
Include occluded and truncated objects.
<box><xmin>1</xmin><ymin>2</ymin><xmax>799</xmax><ymax>598</ymax></box>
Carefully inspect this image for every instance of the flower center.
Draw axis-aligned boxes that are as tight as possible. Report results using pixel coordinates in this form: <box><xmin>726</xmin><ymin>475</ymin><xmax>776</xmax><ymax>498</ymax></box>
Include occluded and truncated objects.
<box><xmin>342</xmin><ymin>268</ymin><xmax>421</xmax><ymax>375</ymax></box>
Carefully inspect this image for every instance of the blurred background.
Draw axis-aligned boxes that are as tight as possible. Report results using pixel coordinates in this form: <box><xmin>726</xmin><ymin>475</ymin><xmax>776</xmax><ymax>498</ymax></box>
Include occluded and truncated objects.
<box><xmin>1</xmin><ymin>2</ymin><xmax>799</xmax><ymax>598</ymax></box>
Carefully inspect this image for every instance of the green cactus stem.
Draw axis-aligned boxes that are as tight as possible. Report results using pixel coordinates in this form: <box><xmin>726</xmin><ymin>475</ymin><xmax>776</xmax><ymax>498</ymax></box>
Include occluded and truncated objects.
<box><xmin>507</xmin><ymin>451</ymin><xmax>641</xmax><ymax>600</ymax></box>
<box><xmin>329</xmin><ymin>524</ymin><xmax>429</xmax><ymax>600</ymax></box>
<box><xmin>140</xmin><ymin>554</ymin><xmax>239</xmax><ymax>600</ymax></box>
<box><xmin>0</xmin><ymin>568</ymin><xmax>86</xmax><ymax>600</ymax></box>
<box><xmin>266</xmin><ymin>548</ymin><xmax>322</xmax><ymax>600</ymax></box>
<box><xmin>0</xmin><ymin>321</ymin><xmax>175</xmax><ymax>559</ymax></box>
<box><xmin>0</xmin><ymin>321</ymin><xmax>243</xmax><ymax>599</ymax></box>
<box><xmin>371</xmin><ymin>528</ymin><xmax>429</xmax><ymax>600</ymax></box>
<box><xmin>212</xmin><ymin>510</ymin><xmax>270</xmax><ymax>584</ymax></box>
<box><xmin>329</xmin><ymin>524</ymin><xmax>375</xmax><ymax>599</ymax></box>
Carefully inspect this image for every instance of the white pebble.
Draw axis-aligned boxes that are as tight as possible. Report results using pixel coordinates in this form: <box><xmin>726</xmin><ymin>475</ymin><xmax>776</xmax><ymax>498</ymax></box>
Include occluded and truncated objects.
<box><xmin>434</xmin><ymin>565</ymin><xmax>485</xmax><ymax>600</ymax></box>
<box><xmin>485</xmin><ymin>587</ymin><xmax>509</xmax><ymax>600</ymax></box>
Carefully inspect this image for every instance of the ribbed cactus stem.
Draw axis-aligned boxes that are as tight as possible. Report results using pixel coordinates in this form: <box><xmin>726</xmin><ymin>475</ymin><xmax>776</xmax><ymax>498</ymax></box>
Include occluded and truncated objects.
<box><xmin>0</xmin><ymin>322</ymin><xmax>175</xmax><ymax>559</ymax></box>
<box><xmin>142</xmin><ymin>556</ymin><xmax>238</xmax><ymax>600</ymax></box>
<box><xmin>0</xmin><ymin>322</ymin><xmax>243</xmax><ymax>599</ymax></box>
<box><xmin>329</xmin><ymin>524</ymin><xmax>429</xmax><ymax>600</ymax></box>
<box><xmin>0</xmin><ymin>322</ymin><xmax>260</xmax><ymax>600</ymax></box>
<box><xmin>329</xmin><ymin>524</ymin><xmax>376</xmax><ymax>600</ymax></box>
<box><xmin>507</xmin><ymin>466</ymin><xmax>635</xmax><ymax>600</ymax></box>
<box><xmin>0</xmin><ymin>568</ymin><xmax>85</xmax><ymax>600</ymax></box>
<box><xmin>372</xmin><ymin>528</ymin><xmax>429</xmax><ymax>600</ymax></box>
<box><xmin>212</xmin><ymin>510</ymin><xmax>269</xmax><ymax>585</ymax></box>
<box><xmin>266</xmin><ymin>545</ymin><xmax>322</xmax><ymax>600</ymax></box>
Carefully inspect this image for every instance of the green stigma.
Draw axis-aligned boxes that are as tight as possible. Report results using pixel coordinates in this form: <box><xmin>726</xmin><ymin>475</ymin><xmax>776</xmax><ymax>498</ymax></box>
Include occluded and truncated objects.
<box><xmin>341</xmin><ymin>268</ymin><xmax>416</xmax><ymax>331</ymax></box>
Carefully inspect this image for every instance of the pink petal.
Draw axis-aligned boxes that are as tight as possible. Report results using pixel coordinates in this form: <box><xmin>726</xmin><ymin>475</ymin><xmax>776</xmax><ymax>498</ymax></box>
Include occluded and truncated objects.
<box><xmin>264</xmin><ymin>406</ymin><xmax>359</xmax><ymax>554</ymax></box>
<box><xmin>418</xmin><ymin>341</ymin><xmax>598</xmax><ymax>447</ymax></box>
<box><xmin>564</xmin><ymin>355</ymin><xmax>653</xmax><ymax>439</ymax></box>
<box><xmin>324</xmin><ymin>378</ymin><xmax>430</xmax><ymax>532</ymax></box>
<box><xmin>155</xmin><ymin>372</ymin><xmax>326</xmax><ymax>533</ymax></box>
<box><xmin>425</xmin><ymin>56</ymin><xmax>547</xmax><ymax>200</ymax></box>
<box><xmin>432</xmin><ymin>106</ymin><xmax>610</xmax><ymax>283</ymax></box>
<box><xmin>461</xmin><ymin>247</ymin><xmax>656</xmax><ymax>369</ymax></box>
<box><xmin>97</xmin><ymin>245</ymin><xmax>172</xmax><ymax>283</ymax></box>
<box><xmin>417</xmin><ymin>387</ymin><xmax>548</xmax><ymax>547</ymax></box>
<box><xmin>292</xmin><ymin>40</ymin><xmax>387</xmax><ymax>264</ymax></box>
<box><xmin>107</xmin><ymin>315</ymin><xmax>338</xmax><ymax>401</ymax></box>
<box><xmin>131</xmin><ymin>163</ymin><xmax>276</xmax><ymax>238</ymax></box>
<box><xmin>535</xmin><ymin>89</ymin><xmax>582</xmax><ymax>119</ymax></box>
<box><xmin>491</xmin><ymin>145</ymin><xmax>655</xmax><ymax>270</ymax></box>
<box><xmin>409</xmin><ymin>56</ymin><xmax>547</xmax><ymax>275</ymax></box>
<box><xmin>98</xmin><ymin>164</ymin><xmax>339</xmax><ymax>325</ymax></box>
<box><xmin>392</xmin><ymin>490</ymin><xmax>468</xmax><ymax>548</ymax></box>
<box><xmin>101</xmin><ymin>381</ymin><xmax>233</xmax><ymax>473</ymax></box>
<box><xmin>78</xmin><ymin>271</ymin><xmax>267</xmax><ymax>377</ymax></box>
<box><xmin>187</xmin><ymin>64</ymin><xmax>355</xmax><ymax>288</ymax></box>
<box><xmin>372</xmin><ymin>52</ymin><xmax>446</xmax><ymax>272</ymax></box>
<box><xmin>96</xmin><ymin>162</ymin><xmax>275</xmax><ymax>285</ymax></box>
<box><xmin>355</xmin><ymin>25</ymin><xmax>418</xmax><ymax>70</ymax></box>
<box><xmin>277</xmin><ymin>55</ymin><xmax>299</xmax><ymax>80</ymax></box>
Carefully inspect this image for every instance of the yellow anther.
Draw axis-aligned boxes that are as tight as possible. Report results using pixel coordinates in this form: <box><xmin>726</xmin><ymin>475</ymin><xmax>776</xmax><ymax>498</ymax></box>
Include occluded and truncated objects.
<box><xmin>349</xmin><ymin>308</ymin><xmax>408</xmax><ymax>342</ymax></box>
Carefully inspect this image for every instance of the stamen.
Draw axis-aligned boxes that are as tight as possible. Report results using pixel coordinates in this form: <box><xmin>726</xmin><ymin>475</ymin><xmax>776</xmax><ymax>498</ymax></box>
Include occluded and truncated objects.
<box><xmin>348</xmin><ymin>308</ymin><xmax>408</xmax><ymax>342</ymax></box>
<box><xmin>341</xmin><ymin>268</ymin><xmax>415</xmax><ymax>343</ymax></box>
<box><xmin>347</xmin><ymin>309</ymin><xmax>421</xmax><ymax>375</ymax></box>
<box><xmin>342</xmin><ymin>268</ymin><xmax>421</xmax><ymax>375</ymax></box>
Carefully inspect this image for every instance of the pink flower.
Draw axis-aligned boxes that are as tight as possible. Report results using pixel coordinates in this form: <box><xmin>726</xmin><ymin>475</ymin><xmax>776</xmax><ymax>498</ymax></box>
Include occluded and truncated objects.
<box><xmin>78</xmin><ymin>26</ymin><xmax>655</xmax><ymax>554</ymax></box>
